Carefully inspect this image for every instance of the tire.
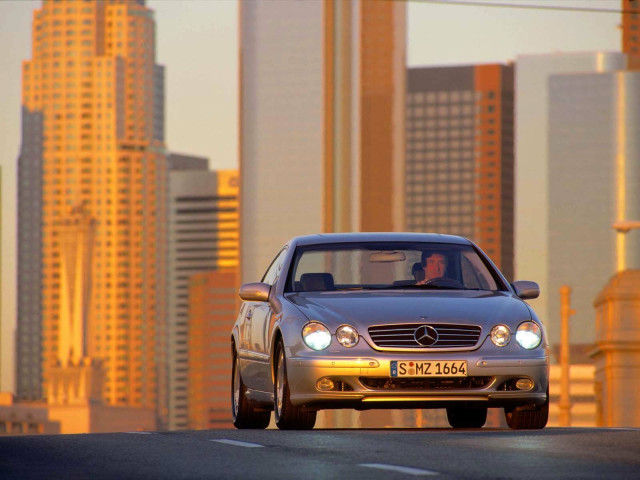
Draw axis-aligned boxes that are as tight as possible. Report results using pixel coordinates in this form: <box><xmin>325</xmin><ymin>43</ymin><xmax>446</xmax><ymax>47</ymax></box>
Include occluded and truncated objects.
<box><xmin>232</xmin><ymin>351</ymin><xmax>271</xmax><ymax>429</ymax></box>
<box><xmin>504</xmin><ymin>387</ymin><xmax>549</xmax><ymax>430</ymax></box>
<box><xmin>446</xmin><ymin>405</ymin><xmax>488</xmax><ymax>428</ymax></box>
<box><xmin>274</xmin><ymin>341</ymin><xmax>316</xmax><ymax>430</ymax></box>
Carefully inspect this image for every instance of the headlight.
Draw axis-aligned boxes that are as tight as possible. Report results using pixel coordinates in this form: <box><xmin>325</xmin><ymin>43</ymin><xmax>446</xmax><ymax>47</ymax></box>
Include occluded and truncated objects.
<box><xmin>491</xmin><ymin>325</ymin><xmax>511</xmax><ymax>347</ymax></box>
<box><xmin>336</xmin><ymin>325</ymin><xmax>359</xmax><ymax>348</ymax></box>
<box><xmin>516</xmin><ymin>322</ymin><xmax>542</xmax><ymax>349</ymax></box>
<box><xmin>302</xmin><ymin>322</ymin><xmax>331</xmax><ymax>351</ymax></box>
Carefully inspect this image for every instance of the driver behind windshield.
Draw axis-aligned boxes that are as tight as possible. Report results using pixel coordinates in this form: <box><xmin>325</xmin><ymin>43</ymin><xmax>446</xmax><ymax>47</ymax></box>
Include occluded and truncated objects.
<box><xmin>417</xmin><ymin>251</ymin><xmax>447</xmax><ymax>284</ymax></box>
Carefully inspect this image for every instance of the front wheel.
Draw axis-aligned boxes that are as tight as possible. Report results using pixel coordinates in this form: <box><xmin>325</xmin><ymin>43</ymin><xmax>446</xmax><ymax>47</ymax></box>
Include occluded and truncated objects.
<box><xmin>274</xmin><ymin>341</ymin><xmax>316</xmax><ymax>430</ymax></box>
<box><xmin>446</xmin><ymin>405</ymin><xmax>487</xmax><ymax>428</ymax></box>
<box><xmin>232</xmin><ymin>351</ymin><xmax>270</xmax><ymax>429</ymax></box>
<box><xmin>504</xmin><ymin>387</ymin><xmax>549</xmax><ymax>430</ymax></box>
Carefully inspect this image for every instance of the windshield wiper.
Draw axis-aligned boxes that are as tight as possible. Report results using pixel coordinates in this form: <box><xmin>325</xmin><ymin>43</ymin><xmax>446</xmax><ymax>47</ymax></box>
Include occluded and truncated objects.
<box><xmin>368</xmin><ymin>284</ymin><xmax>468</xmax><ymax>290</ymax></box>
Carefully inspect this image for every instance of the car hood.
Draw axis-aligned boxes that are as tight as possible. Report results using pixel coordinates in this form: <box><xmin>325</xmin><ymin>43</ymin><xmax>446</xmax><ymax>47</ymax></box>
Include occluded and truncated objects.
<box><xmin>285</xmin><ymin>290</ymin><xmax>531</xmax><ymax>331</ymax></box>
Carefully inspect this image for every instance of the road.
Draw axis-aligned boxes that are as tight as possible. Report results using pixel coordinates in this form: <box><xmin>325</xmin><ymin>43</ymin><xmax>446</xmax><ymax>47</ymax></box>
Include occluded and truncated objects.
<box><xmin>0</xmin><ymin>427</ymin><xmax>639</xmax><ymax>479</ymax></box>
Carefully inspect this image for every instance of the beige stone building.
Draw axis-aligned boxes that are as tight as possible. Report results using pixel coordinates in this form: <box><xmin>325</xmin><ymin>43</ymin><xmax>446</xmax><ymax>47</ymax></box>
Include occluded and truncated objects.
<box><xmin>240</xmin><ymin>0</ymin><xmax>406</xmax><ymax>285</ymax></box>
<box><xmin>167</xmin><ymin>164</ymin><xmax>238</xmax><ymax>430</ymax></box>
<box><xmin>592</xmin><ymin>270</ymin><xmax>640</xmax><ymax>427</ymax></box>
<box><xmin>548</xmin><ymin>363</ymin><xmax>596</xmax><ymax>427</ymax></box>
<box><xmin>0</xmin><ymin>390</ymin><xmax>155</xmax><ymax>436</ymax></box>
<box><xmin>0</xmin><ymin>393</ymin><xmax>59</xmax><ymax>435</ymax></box>
<box><xmin>18</xmin><ymin>0</ymin><xmax>167</xmax><ymax>421</ymax></box>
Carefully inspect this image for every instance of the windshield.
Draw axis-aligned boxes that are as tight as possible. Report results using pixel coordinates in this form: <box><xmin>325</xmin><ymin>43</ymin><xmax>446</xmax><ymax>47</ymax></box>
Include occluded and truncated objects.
<box><xmin>286</xmin><ymin>242</ymin><xmax>505</xmax><ymax>293</ymax></box>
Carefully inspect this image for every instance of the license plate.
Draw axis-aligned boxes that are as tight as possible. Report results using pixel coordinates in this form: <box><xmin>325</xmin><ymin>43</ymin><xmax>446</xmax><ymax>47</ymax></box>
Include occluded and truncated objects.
<box><xmin>390</xmin><ymin>360</ymin><xmax>467</xmax><ymax>377</ymax></box>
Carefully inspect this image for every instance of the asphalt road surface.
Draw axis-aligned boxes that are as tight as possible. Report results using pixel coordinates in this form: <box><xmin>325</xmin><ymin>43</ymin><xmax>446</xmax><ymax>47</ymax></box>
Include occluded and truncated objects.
<box><xmin>0</xmin><ymin>427</ymin><xmax>639</xmax><ymax>479</ymax></box>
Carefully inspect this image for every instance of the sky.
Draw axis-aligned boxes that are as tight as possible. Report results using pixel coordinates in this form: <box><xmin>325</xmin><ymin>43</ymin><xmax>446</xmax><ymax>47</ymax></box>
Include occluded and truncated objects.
<box><xmin>0</xmin><ymin>0</ymin><xmax>621</xmax><ymax>391</ymax></box>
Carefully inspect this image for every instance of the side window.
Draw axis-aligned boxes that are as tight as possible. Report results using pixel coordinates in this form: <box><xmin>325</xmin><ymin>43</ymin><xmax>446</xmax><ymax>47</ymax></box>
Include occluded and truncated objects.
<box><xmin>261</xmin><ymin>248</ymin><xmax>287</xmax><ymax>286</ymax></box>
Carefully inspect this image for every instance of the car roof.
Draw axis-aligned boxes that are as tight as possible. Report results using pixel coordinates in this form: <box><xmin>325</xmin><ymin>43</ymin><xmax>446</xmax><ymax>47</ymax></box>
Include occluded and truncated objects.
<box><xmin>289</xmin><ymin>232</ymin><xmax>472</xmax><ymax>247</ymax></box>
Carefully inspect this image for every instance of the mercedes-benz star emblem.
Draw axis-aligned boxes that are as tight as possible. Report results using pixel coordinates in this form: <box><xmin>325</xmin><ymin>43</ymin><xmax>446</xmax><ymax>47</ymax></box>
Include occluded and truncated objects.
<box><xmin>414</xmin><ymin>325</ymin><xmax>439</xmax><ymax>347</ymax></box>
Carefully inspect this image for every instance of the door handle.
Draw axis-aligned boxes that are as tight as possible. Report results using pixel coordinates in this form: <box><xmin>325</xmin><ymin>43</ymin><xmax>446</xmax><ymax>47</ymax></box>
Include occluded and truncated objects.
<box><xmin>246</xmin><ymin>311</ymin><xmax>253</xmax><ymax>321</ymax></box>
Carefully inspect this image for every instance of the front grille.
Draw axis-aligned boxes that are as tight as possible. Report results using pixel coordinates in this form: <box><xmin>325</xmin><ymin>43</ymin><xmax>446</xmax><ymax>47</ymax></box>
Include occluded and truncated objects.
<box><xmin>368</xmin><ymin>323</ymin><xmax>482</xmax><ymax>349</ymax></box>
<box><xmin>359</xmin><ymin>376</ymin><xmax>493</xmax><ymax>391</ymax></box>
<box><xmin>334</xmin><ymin>381</ymin><xmax>354</xmax><ymax>392</ymax></box>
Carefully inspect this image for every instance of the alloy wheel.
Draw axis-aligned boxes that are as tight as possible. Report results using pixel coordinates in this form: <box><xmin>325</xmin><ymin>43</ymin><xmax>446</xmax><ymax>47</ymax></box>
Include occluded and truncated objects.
<box><xmin>276</xmin><ymin>349</ymin><xmax>285</xmax><ymax>418</ymax></box>
<box><xmin>232</xmin><ymin>355</ymin><xmax>240</xmax><ymax>419</ymax></box>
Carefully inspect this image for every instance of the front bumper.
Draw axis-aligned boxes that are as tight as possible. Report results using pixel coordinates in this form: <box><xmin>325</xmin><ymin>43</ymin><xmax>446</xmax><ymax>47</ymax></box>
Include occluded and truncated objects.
<box><xmin>286</xmin><ymin>351</ymin><xmax>549</xmax><ymax>411</ymax></box>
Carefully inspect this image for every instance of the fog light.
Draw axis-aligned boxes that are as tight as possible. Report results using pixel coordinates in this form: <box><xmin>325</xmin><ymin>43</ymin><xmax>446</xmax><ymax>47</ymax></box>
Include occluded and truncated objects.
<box><xmin>515</xmin><ymin>378</ymin><xmax>534</xmax><ymax>390</ymax></box>
<box><xmin>316</xmin><ymin>378</ymin><xmax>335</xmax><ymax>391</ymax></box>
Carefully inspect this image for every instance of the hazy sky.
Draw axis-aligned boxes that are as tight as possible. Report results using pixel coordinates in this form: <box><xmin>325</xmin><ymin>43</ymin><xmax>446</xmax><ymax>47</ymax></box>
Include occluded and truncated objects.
<box><xmin>0</xmin><ymin>0</ymin><xmax>620</xmax><ymax>390</ymax></box>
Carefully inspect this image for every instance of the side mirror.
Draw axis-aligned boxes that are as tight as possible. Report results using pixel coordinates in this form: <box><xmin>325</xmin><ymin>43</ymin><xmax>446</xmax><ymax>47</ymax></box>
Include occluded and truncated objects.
<box><xmin>239</xmin><ymin>282</ymin><xmax>270</xmax><ymax>302</ymax></box>
<box><xmin>512</xmin><ymin>280</ymin><xmax>540</xmax><ymax>300</ymax></box>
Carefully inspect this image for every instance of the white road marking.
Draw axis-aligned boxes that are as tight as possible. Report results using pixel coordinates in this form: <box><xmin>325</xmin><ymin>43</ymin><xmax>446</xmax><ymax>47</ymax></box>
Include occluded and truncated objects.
<box><xmin>359</xmin><ymin>463</ymin><xmax>439</xmax><ymax>476</ymax></box>
<box><xmin>211</xmin><ymin>439</ymin><xmax>265</xmax><ymax>448</ymax></box>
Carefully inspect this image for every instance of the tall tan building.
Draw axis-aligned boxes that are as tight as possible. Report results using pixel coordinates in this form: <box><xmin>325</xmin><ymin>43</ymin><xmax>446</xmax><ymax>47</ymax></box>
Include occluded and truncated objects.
<box><xmin>167</xmin><ymin>163</ymin><xmax>238</xmax><ymax>429</ymax></box>
<box><xmin>187</xmin><ymin>270</ymin><xmax>237</xmax><ymax>430</ymax></box>
<box><xmin>240</xmin><ymin>0</ymin><xmax>406</xmax><ymax>283</ymax></box>
<box><xmin>18</xmin><ymin>0</ymin><xmax>167</xmax><ymax>419</ymax></box>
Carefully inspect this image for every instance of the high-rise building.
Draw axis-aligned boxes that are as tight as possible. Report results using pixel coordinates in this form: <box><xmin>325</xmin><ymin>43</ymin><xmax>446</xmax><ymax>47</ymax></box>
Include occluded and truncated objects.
<box><xmin>405</xmin><ymin>64</ymin><xmax>514</xmax><ymax>279</ymax></box>
<box><xmin>240</xmin><ymin>0</ymin><xmax>406</xmax><ymax>283</ymax></box>
<box><xmin>187</xmin><ymin>270</ymin><xmax>237</xmax><ymax>430</ymax></box>
<box><xmin>623</xmin><ymin>0</ymin><xmax>640</xmax><ymax>69</ymax></box>
<box><xmin>16</xmin><ymin>102</ymin><xmax>44</xmax><ymax>400</ymax></box>
<box><xmin>0</xmin><ymin>166</ymin><xmax>2</xmax><ymax>391</ymax></box>
<box><xmin>514</xmin><ymin>52</ymin><xmax>626</xmax><ymax>345</ymax></box>
<box><xmin>546</xmin><ymin>70</ymin><xmax>640</xmax><ymax>348</ymax></box>
<box><xmin>167</xmin><ymin>161</ymin><xmax>238</xmax><ymax>429</ymax></box>
<box><xmin>17</xmin><ymin>0</ymin><xmax>167</xmax><ymax>419</ymax></box>
<box><xmin>168</xmin><ymin>153</ymin><xmax>208</xmax><ymax>172</ymax></box>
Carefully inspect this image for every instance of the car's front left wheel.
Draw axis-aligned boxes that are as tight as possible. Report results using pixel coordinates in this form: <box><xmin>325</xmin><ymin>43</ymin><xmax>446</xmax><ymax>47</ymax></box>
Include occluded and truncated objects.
<box><xmin>274</xmin><ymin>340</ymin><xmax>316</xmax><ymax>430</ymax></box>
<box><xmin>232</xmin><ymin>350</ymin><xmax>271</xmax><ymax>429</ymax></box>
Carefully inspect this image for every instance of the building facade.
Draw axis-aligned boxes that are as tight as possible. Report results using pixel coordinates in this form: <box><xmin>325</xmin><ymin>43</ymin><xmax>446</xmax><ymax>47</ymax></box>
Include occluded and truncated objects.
<box><xmin>187</xmin><ymin>270</ymin><xmax>237</xmax><ymax>430</ymax></box>
<box><xmin>547</xmin><ymin>70</ymin><xmax>640</xmax><ymax>347</ymax></box>
<box><xmin>16</xmin><ymin>103</ymin><xmax>44</xmax><ymax>400</ymax></box>
<box><xmin>514</xmin><ymin>52</ymin><xmax>626</xmax><ymax>343</ymax></box>
<box><xmin>240</xmin><ymin>0</ymin><xmax>406</xmax><ymax>283</ymax></box>
<box><xmin>592</xmin><ymin>270</ymin><xmax>640</xmax><ymax>427</ymax></box>
<box><xmin>167</xmin><ymin>163</ymin><xmax>238</xmax><ymax>429</ymax></box>
<box><xmin>0</xmin><ymin>392</ymin><xmax>59</xmax><ymax>435</ymax></box>
<box><xmin>0</xmin><ymin>167</ymin><xmax>3</xmax><ymax>392</ymax></box>
<box><xmin>17</xmin><ymin>0</ymin><xmax>167</xmax><ymax>421</ymax></box>
<box><xmin>623</xmin><ymin>0</ymin><xmax>640</xmax><ymax>69</ymax></box>
<box><xmin>405</xmin><ymin>64</ymin><xmax>514</xmax><ymax>279</ymax></box>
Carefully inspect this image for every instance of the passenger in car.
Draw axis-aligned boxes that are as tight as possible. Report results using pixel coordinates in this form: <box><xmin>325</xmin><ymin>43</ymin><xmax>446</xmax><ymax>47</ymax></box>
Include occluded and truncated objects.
<box><xmin>411</xmin><ymin>262</ymin><xmax>425</xmax><ymax>283</ymax></box>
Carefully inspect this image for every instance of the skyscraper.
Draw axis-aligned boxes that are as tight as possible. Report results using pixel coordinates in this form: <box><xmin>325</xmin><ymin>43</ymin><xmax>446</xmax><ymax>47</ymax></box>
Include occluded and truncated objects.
<box><xmin>187</xmin><ymin>270</ymin><xmax>237</xmax><ymax>430</ymax></box>
<box><xmin>167</xmin><ymin>160</ymin><xmax>238</xmax><ymax>429</ymax></box>
<box><xmin>514</xmin><ymin>52</ymin><xmax>626</xmax><ymax>341</ymax></box>
<box><xmin>622</xmin><ymin>0</ymin><xmax>640</xmax><ymax>69</ymax></box>
<box><xmin>405</xmin><ymin>64</ymin><xmax>514</xmax><ymax>279</ymax></box>
<box><xmin>0</xmin><ymin>167</ymin><xmax>2</xmax><ymax>391</ymax></box>
<box><xmin>16</xmin><ymin>99</ymin><xmax>44</xmax><ymax>401</ymax></box>
<box><xmin>547</xmin><ymin>70</ymin><xmax>640</xmax><ymax>348</ymax></box>
<box><xmin>17</xmin><ymin>0</ymin><xmax>167</xmax><ymax>417</ymax></box>
<box><xmin>240</xmin><ymin>0</ymin><xmax>406</xmax><ymax>283</ymax></box>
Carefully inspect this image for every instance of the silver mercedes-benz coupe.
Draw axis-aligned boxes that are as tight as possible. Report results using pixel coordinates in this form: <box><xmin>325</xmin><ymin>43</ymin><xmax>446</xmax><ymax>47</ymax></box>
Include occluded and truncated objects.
<box><xmin>231</xmin><ymin>233</ymin><xmax>549</xmax><ymax>430</ymax></box>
